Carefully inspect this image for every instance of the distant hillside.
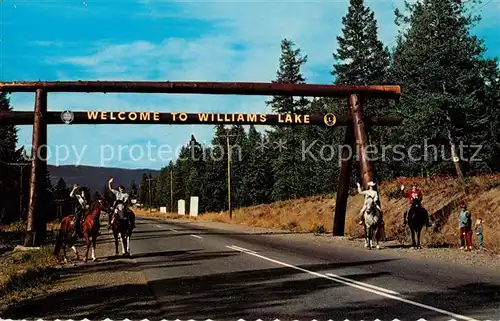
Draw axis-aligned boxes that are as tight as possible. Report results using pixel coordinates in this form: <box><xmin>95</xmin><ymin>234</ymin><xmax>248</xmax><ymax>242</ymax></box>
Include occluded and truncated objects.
<box><xmin>47</xmin><ymin>165</ymin><xmax>160</xmax><ymax>193</ymax></box>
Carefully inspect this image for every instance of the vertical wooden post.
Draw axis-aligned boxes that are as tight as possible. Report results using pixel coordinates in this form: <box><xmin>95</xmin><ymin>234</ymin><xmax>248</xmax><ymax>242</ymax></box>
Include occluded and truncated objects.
<box><xmin>226</xmin><ymin>135</ymin><xmax>232</xmax><ymax>219</ymax></box>
<box><xmin>24</xmin><ymin>89</ymin><xmax>48</xmax><ymax>247</ymax></box>
<box><xmin>170</xmin><ymin>169</ymin><xmax>173</xmax><ymax>213</ymax></box>
<box><xmin>333</xmin><ymin>125</ymin><xmax>355</xmax><ymax>236</ymax></box>
<box><xmin>349</xmin><ymin>94</ymin><xmax>381</xmax><ymax>206</ymax></box>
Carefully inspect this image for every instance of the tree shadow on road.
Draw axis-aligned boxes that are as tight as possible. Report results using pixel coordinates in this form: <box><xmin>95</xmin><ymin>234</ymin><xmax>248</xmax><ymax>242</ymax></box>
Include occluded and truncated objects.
<box><xmin>6</xmin><ymin>243</ymin><xmax>496</xmax><ymax>321</ymax></box>
<box><xmin>3</xmin><ymin>254</ymin><xmax>400</xmax><ymax>320</ymax></box>
<box><xmin>304</xmin><ymin>281</ymin><xmax>500</xmax><ymax>320</ymax></box>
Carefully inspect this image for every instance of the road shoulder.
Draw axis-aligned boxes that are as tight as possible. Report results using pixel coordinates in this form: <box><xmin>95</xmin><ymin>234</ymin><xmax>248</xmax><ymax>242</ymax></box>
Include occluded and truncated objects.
<box><xmin>1</xmin><ymin>227</ymin><xmax>161</xmax><ymax>320</ymax></box>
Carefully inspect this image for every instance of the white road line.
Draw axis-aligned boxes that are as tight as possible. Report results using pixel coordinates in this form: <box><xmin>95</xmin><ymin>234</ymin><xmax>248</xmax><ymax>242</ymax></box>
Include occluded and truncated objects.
<box><xmin>156</xmin><ymin>224</ymin><xmax>162</xmax><ymax>228</ymax></box>
<box><xmin>226</xmin><ymin>245</ymin><xmax>478</xmax><ymax>321</ymax></box>
<box><xmin>229</xmin><ymin>245</ymin><xmax>257</xmax><ymax>254</ymax></box>
<box><xmin>190</xmin><ymin>234</ymin><xmax>203</xmax><ymax>239</ymax></box>
<box><xmin>325</xmin><ymin>273</ymin><xmax>399</xmax><ymax>295</ymax></box>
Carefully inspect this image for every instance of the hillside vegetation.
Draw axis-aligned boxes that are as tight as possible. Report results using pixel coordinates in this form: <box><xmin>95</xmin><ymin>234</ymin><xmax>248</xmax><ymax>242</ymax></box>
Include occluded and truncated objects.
<box><xmin>174</xmin><ymin>175</ymin><xmax>500</xmax><ymax>253</ymax></box>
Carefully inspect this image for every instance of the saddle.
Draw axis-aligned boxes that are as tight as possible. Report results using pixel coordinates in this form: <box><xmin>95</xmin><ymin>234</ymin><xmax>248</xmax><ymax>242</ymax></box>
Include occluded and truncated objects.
<box><xmin>112</xmin><ymin>202</ymin><xmax>130</xmax><ymax>222</ymax></box>
<box><xmin>71</xmin><ymin>215</ymin><xmax>84</xmax><ymax>235</ymax></box>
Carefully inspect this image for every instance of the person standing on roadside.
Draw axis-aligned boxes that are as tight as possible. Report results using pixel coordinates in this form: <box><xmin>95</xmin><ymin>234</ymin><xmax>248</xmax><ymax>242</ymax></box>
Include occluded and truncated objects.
<box><xmin>475</xmin><ymin>218</ymin><xmax>484</xmax><ymax>250</ymax></box>
<box><xmin>459</xmin><ymin>202</ymin><xmax>472</xmax><ymax>251</ymax></box>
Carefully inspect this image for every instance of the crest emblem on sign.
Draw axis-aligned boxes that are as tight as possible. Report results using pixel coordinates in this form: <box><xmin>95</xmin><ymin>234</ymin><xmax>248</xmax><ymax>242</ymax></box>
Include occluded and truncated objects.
<box><xmin>323</xmin><ymin>113</ymin><xmax>336</xmax><ymax>126</ymax></box>
<box><xmin>61</xmin><ymin>110</ymin><xmax>74</xmax><ymax>124</ymax></box>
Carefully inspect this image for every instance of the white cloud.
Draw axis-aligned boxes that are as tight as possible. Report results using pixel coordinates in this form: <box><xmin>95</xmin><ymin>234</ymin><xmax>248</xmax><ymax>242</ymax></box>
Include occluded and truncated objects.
<box><xmin>17</xmin><ymin>0</ymin><xmax>498</xmax><ymax>169</ymax></box>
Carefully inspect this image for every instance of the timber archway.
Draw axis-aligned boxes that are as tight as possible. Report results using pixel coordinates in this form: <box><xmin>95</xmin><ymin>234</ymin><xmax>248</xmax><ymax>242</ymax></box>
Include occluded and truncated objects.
<box><xmin>0</xmin><ymin>81</ymin><xmax>402</xmax><ymax>246</ymax></box>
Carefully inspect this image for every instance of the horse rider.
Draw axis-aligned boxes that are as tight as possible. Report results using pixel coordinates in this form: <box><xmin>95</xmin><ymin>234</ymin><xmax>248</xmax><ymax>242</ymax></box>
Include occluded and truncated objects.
<box><xmin>401</xmin><ymin>183</ymin><xmax>432</xmax><ymax>227</ymax></box>
<box><xmin>357</xmin><ymin>181</ymin><xmax>383</xmax><ymax>225</ymax></box>
<box><xmin>107</xmin><ymin>177</ymin><xmax>134</xmax><ymax>230</ymax></box>
<box><xmin>69</xmin><ymin>184</ymin><xmax>89</xmax><ymax>239</ymax></box>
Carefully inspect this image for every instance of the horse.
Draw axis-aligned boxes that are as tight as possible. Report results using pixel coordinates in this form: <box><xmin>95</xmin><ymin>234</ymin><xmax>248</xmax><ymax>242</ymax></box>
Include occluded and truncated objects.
<box><xmin>110</xmin><ymin>200</ymin><xmax>136</xmax><ymax>257</ymax></box>
<box><xmin>405</xmin><ymin>198</ymin><xmax>431</xmax><ymax>249</ymax></box>
<box><xmin>362</xmin><ymin>196</ymin><xmax>383</xmax><ymax>250</ymax></box>
<box><xmin>54</xmin><ymin>199</ymin><xmax>108</xmax><ymax>263</ymax></box>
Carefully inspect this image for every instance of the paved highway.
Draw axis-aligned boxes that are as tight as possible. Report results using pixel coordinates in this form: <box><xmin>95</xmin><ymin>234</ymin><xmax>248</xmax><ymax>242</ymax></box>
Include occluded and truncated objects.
<box><xmin>127</xmin><ymin>217</ymin><xmax>500</xmax><ymax>321</ymax></box>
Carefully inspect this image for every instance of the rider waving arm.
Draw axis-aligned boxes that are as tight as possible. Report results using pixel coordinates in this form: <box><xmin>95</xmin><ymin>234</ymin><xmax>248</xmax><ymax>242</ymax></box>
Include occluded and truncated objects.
<box><xmin>357</xmin><ymin>182</ymin><xmax>368</xmax><ymax>195</ymax></box>
<box><xmin>358</xmin><ymin>182</ymin><xmax>381</xmax><ymax>210</ymax></box>
<box><xmin>70</xmin><ymin>184</ymin><xmax>88</xmax><ymax>209</ymax></box>
<box><xmin>108</xmin><ymin>177</ymin><xmax>117</xmax><ymax>197</ymax></box>
<box><xmin>108</xmin><ymin>177</ymin><xmax>129</xmax><ymax>205</ymax></box>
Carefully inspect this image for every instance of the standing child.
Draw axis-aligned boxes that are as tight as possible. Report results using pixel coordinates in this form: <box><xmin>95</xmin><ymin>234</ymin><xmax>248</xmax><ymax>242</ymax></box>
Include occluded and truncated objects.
<box><xmin>475</xmin><ymin>218</ymin><xmax>484</xmax><ymax>250</ymax></box>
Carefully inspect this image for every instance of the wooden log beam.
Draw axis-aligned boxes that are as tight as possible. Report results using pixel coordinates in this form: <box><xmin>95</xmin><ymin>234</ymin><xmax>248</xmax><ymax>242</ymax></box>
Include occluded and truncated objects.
<box><xmin>0</xmin><ymin>81</ymin><xmax>401</xmax><ymax>99</ymax></box>
<box><xmin>25</xmin><ymin>89</ymin><xmax>47</xmax><ymax>247</ymax></box>
<box><xmin>350</xmin><ymin>94</ymin><xmax>377</xmax><ymax>190</ymax></box>
<box><xmin>0</xmin><ymin>111</ymin><xmax>404</xmax><ymax>126</ymax></box>
<box><xmin>333</xmin><ymin>125</ymin><xmax>355</xmax><ymax>236</ymax></box>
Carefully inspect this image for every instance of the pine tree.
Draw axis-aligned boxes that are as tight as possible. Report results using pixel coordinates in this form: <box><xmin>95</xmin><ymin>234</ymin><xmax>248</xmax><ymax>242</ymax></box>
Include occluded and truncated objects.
<box><xmin>139</xmin><ymin>173</ymin><xmax>149</xmax><ymax>205</ymax></box>
<box><xmin>204</xmin><ymin>125</ymin><xmax>230</xmax><ymax>211</ymax></box>
<box><xmin>300</xmin><ymin>98</ymin><xmax>343</xmax><ymax>196</ymax></box>
<box><xmin>184</xmin><ymin>135</ymin><xmax>204</xmax><ymax>208</ymax></box>
<box><xmin>45</xmin><ymin>171</ymin><xmax>56</xmax><ymax>221</ymax></box>
<box><xmin>332</xmin><ymin>0</ymin><xmax>390</xmax><ymax>86</ymax></box>
<box><xmin>0</xmin><ymin>92</ymin><xmax>21</xmax><ymax>224</ymax></box>
<box><xmin>477</xmin><ymin>58</ymin><xmax>500</xmax><ymax>171</ymax></box>
<box><xmin>266</xmin><ymin>38</ymin><xmax>310</xmax><ymax>201</ymax></box>
<box><xmin>331</xmin><ymin>0</ymin><xmax>393</xmax><ymax>185</ymax></box>
<box><xmin>227</xmin><ymin>125</ymin><xmax>247</xmax><ymax>209</ymax></box>
<box><xmin>53</xmin><ymin>177</ymin><xmax>70</xmax><ymax>201</ymax></box>
<box><xmin>243</xmin><ymin>125</ymin><xmax>273</xmax><ymax>205</ymax></box>
<box><xmin>128</xmin><ymin>180</ymin><xmax>138</xmax><ymax>200</ymax></box>
<box><xmin>392</xmin><ymin>0</ymin><xmax>493</xmax><ymax>179</ymax></box>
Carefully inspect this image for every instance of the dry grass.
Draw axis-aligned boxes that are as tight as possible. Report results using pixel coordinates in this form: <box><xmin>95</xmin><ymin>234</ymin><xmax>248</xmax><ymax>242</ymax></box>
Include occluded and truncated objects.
<box><xmin>0</xmin><ymin>221</ymin><xmax>61</xmax><ymax>306</ymax></box>
<box><xmin>133</xmin><ymin>208</ymin><xmax>188</xmax><ymax>220</ymax></box>
<box><xmin>137</xmin><ymin>174</ymin><xmax>500</xmax><ymax>254</ymax></box>
<box><xmin>0</xmin><ymin>246</ymin><xmax>59</xmax><ymax>304</ymax></box>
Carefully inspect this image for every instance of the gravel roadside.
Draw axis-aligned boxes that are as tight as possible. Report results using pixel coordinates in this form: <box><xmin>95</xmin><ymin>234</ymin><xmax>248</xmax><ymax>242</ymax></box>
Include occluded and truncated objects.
<box><xmin>145</xmin><ymin>216</ymin><xmax>500</xmax><ymax>272</ymax></box>
<box><xmin>1</xmin><ymin>226</ymin><xmax>162</xmax><ymax>320</ymax></box>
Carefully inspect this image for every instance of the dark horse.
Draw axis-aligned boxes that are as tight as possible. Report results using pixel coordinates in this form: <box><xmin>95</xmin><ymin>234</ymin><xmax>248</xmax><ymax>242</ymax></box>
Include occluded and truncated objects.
<box><xmin>54</xmin><ymin>199</ymin><xmax>109</xmax><ymax>263</ymax></box>
<box><xmin>110</xmin><ymin>200</ymin><xmax>135</xmax><ymax>257</ymax></box>
<box><xmin>405</xmin><ymin>198</ymin><xmax>431</xmax><ymax>249</ymax></box>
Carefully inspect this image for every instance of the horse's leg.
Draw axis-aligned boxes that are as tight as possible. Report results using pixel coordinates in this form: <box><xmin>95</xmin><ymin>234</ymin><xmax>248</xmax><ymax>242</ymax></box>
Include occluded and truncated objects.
<box><xmin>91</xmin><ymin>234</ymin><xmax>97</xmax><ymax>261</ymax></box>
<box><xmin>84</xmin><ymin>233</ymin><xmax>90</xmax><ymax>263</ymax></box>
<box><xmin>364</xmin><ymin>224</ymin><xmax>369</xmax><ymax>247</ymax></box>
<box><xmin>113</xmin><ymin>230</ymin><xmax>119</xmax><ymax>255</ymax></box>
<box><xmin>119</xmin><ymin>233</ymin><xmax>126</xmax><ymax>254</ymax></box>
<box><xmin>367</xmin><ymin>227</ymin><xmax>373</xmax><ymax>250</ymax></box>
<box><xmin>410</xmin><ymin>228</ymin><xmax>416</xmax><ymax>248</ymax></box>
<box><xmin>126</xmin><ymin>234</ymin><xmax>130</xmax><ymax>254</ymax></box>
<box><xmin>62</xmin><ymin>244</ymin><xmax>68</xmax><ymax>263</ymax></box>
<box><xmin>375</xmin><ymin>227</ymin><xmax>380</xmax><ymax>250</ymax></box>
<box><xmin>417</xmin><ymin>227</ymin><xmax>422</xmax><ymax>249</ymax></box>
<box><xmin>71</xmin><ymin>244</ymin><xmax>80</xmax><ymax>261</ymax></box>
<box><xmin>122</xmin><ymin>233</ymin><xmax>128</xmax><ymax>256</ymax></box>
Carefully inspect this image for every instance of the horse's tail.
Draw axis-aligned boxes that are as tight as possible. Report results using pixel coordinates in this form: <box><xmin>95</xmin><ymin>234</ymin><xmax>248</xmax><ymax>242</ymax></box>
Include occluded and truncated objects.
<box><xmin>53</xmin><ymin>228</ymin><xmax>63</xmax><ymax>256</ymax></box>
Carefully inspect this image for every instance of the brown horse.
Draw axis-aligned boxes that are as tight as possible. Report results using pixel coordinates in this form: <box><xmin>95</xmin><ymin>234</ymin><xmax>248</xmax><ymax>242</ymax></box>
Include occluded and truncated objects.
<box><xmin>54</xmin><ymin>199</ymin><xmax>109</xmax><ymax>263</ymax></box>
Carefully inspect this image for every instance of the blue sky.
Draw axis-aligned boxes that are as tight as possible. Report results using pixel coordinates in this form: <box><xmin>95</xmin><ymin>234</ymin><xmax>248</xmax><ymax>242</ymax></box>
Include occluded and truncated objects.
<box><xmin>1</xmin><ymin>0</ymin><xmax>499</xmax><ymax>170</ymax></box>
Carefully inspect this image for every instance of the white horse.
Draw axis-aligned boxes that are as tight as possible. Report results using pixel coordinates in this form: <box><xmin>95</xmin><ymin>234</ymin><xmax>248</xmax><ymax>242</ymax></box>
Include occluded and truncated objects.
<box><xmin>363</xmin><ymin>196</ymin><xmax>383</xmax><ymax>249</ymax></box>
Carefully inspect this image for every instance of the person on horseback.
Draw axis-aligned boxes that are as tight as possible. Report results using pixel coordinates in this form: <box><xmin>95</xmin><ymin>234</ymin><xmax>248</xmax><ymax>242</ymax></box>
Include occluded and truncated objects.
<box><xmin>107</xmin><ymin>177</ymin><xmax>134</xmax><ymax>230</ymax></box>
<box><xmin>401</xmin><ymin>183</ymin><xmax>432</xmax><ymax>227</ymax></box>
<box><xmin>357</xmin><ymin>181</ymin><xmax>382</xmax><ymax>225</ymax></box>
<box><xmin>69</xmin><ymin>184</ymin><xmax>89</xmax><ymax>239</ymax></box>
